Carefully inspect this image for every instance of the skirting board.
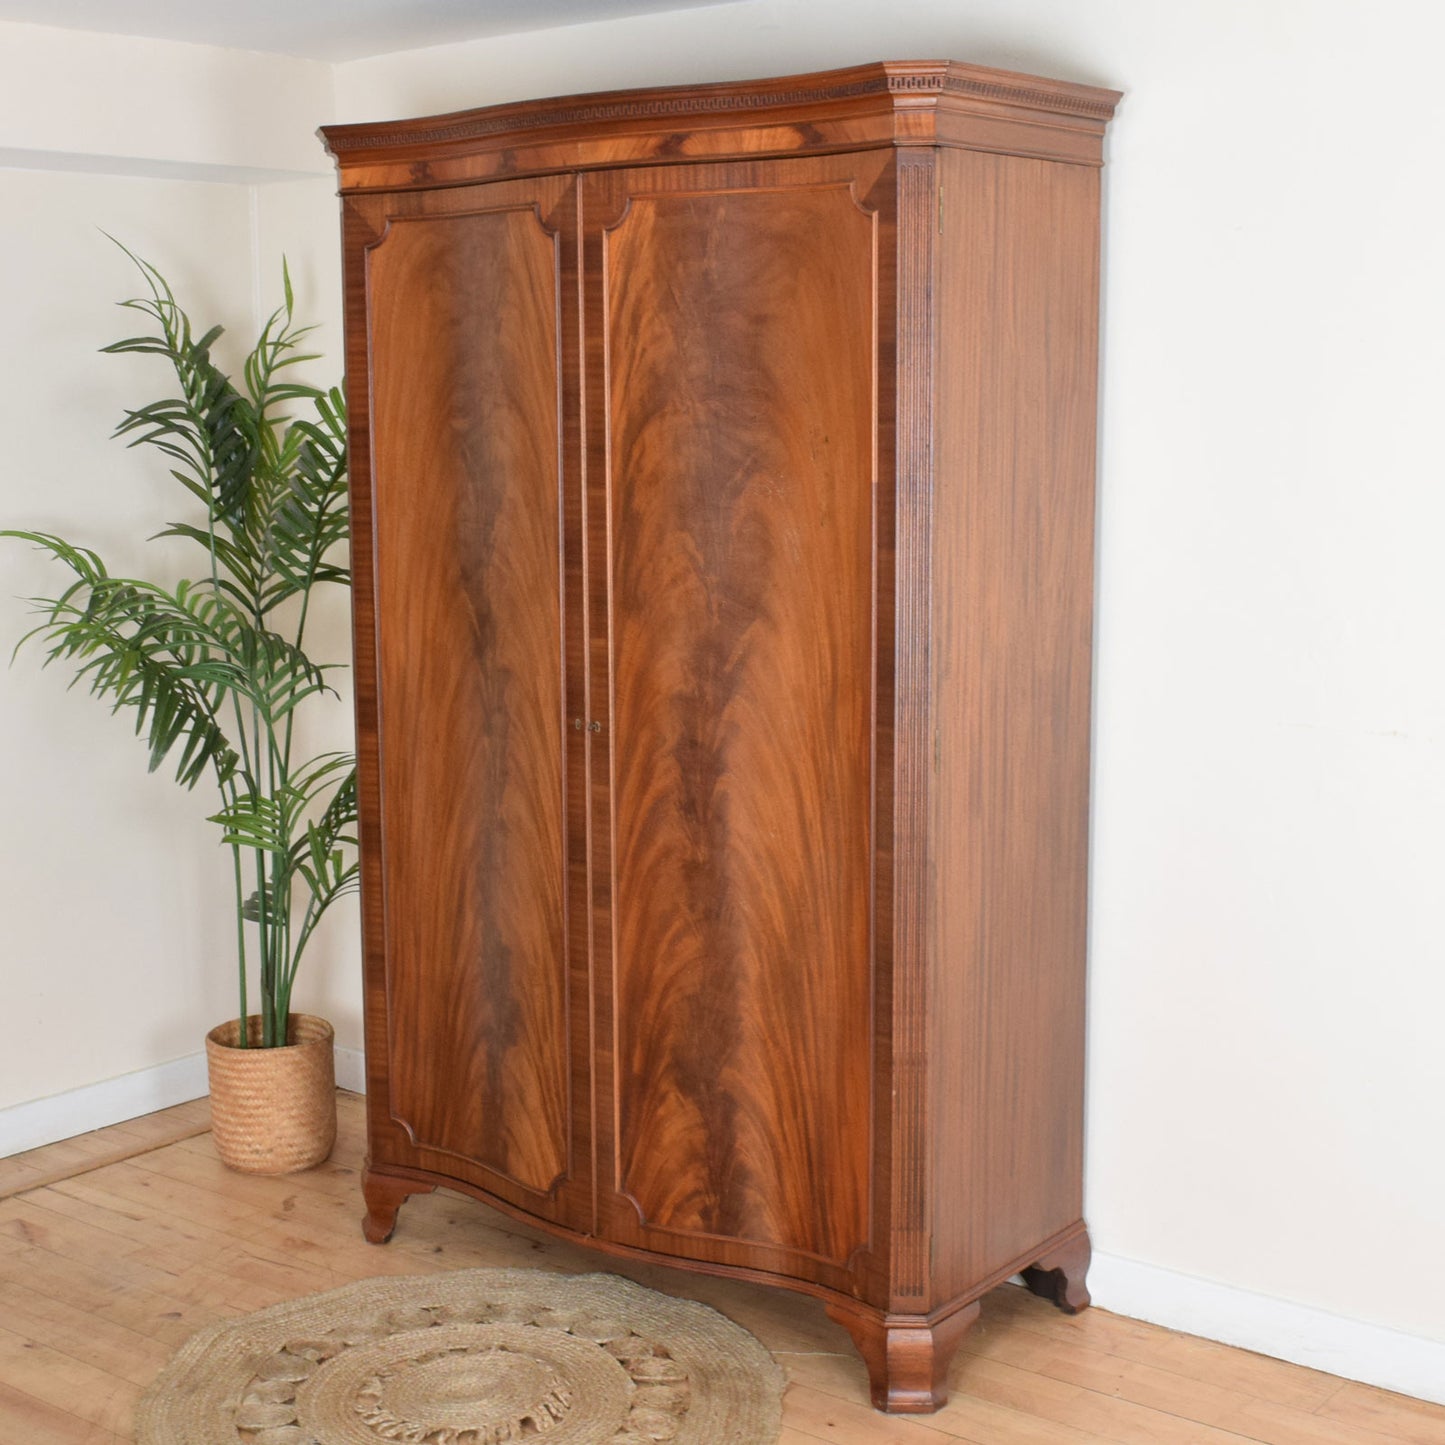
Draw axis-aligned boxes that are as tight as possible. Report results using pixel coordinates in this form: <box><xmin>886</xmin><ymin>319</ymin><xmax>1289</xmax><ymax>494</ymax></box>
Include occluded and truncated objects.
<box><xmin>1090</xmin><ymin>1250</ymin><xmax>1445</xmax><ymax>1408</ymax></box>
<box><xmin>0</xmin><ymin>1044</ymin><xmax>366</xmax><ymax>1157</ymax></box>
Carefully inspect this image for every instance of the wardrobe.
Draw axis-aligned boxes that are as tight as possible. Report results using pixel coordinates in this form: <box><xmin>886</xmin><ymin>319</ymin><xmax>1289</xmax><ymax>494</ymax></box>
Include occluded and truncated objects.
<box><xmin>322</xmin><ymin>59</ymin><xmax>1119</xmax><ymax>1413</ymax></box>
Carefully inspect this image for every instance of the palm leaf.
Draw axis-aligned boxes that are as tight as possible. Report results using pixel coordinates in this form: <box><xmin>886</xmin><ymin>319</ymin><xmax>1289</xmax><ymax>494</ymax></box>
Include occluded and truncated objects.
<box><xmin>293</xmin><ymin>763</ymin><xmax>360</xmax><ymax>913</ymax></box>
<box><xmin>261</xmin><ymin>396</ymin><xmax>351</xmax><ymax>610</ymax></box>
<box><xmin>103</xmin><ymin>244</ymin><xmax>263</xmax><ymax>534</ymax></box>
<box><xmin>3</xmin><ymin>531</ymin><xmax>239</xmax><ymax>788</ymax></box>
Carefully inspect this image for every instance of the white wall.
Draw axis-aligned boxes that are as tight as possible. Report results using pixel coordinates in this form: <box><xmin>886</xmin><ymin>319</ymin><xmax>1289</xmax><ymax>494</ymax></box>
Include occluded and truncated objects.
<box><xmin>0</xmin><ymin>169</ymin><xmax>257</xmax><ymax>1104</ymax></box>
<box><xmin>0</xmin><ymin>23</ymin><xmax>357</xmax><ymax>1120</ymax></box>
<box><xmin>3</xmin><ymin>0</ymin><xmax>1442</xmax><ymax>1401</ymax></box>
<box><xmin>0</xmin><ymin>20</ymin><xmax>332</xmax><ymax>177</ymax></box>
<box><xmin>333</xmin><ymin>0</ymin><xmax>1445</xmax><ymax>1383</ymax></box>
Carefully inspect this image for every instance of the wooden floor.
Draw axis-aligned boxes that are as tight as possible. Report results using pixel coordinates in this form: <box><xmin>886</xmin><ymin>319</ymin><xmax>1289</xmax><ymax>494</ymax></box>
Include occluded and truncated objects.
<box><xmin>0</xmin><ymin>1095</ymin><xmax>1441</xmax><ymax>1444</ymax></box>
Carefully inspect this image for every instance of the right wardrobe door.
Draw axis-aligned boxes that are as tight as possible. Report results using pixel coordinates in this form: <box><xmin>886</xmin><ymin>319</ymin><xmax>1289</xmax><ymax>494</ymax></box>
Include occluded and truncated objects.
<box><xmin>583</xmin><ymin>152</ymin><xmax>895</xmax><ymax>1300</ymax></box>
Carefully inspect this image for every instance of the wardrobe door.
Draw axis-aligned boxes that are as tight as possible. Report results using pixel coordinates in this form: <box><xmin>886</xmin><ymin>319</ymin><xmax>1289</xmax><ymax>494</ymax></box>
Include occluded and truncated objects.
<box><xmin>584</xmin><ymin>153</ymin><xmax>894</xmax><ymax>1297</ymax></box>
<box><xmin>351</xmin><ymin>175</ymin><xmax>591</xmax><ymax>1227</ymax></box>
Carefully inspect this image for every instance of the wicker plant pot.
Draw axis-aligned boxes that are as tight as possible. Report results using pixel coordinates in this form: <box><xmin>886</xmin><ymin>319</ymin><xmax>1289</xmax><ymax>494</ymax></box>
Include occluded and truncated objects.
<box><xmin>205</xmin><ymin>1013</ymin><xmax>337</xmax><ymax>1174</ymax></box>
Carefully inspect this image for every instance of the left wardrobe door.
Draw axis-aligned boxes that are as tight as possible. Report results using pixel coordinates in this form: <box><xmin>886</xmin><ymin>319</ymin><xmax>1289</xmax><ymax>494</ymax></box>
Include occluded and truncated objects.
<box><xmin>345</xmin><ymin>175</ymin><xmax>592</xmax><ymax>1229</ymax></box>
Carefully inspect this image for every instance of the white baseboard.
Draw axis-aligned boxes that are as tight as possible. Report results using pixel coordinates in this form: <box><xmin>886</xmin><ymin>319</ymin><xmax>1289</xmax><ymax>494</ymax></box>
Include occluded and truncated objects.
<box><xmin>0</xmin><ymin>1053</ymin><xmax>210</xmax><ymax>1156</ymax></box>
<box><xmin>1091</xmin><ymin>1249</ymin><xmax>1445</xmax><ymax>1407</ymax></box>
<box><xmin>0</xmin><ymin>1044</ymin><xmax>368</xmax><ymax>1157</ymax></box>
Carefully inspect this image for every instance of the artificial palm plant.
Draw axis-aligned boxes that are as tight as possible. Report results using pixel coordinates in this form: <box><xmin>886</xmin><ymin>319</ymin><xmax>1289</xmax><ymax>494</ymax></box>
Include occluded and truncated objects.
<box><xmin>4</xmin><ymin>252</ymin><xmax>355</xmax><ymax>1051</ymax></box>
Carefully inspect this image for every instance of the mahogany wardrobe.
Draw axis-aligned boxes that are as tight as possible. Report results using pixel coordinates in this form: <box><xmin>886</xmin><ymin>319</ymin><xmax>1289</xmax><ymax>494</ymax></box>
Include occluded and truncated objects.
<box><xmin>321</xmin><ymin>59</ymin><xmax>1119</xmax><ymax>1413</ymax></box>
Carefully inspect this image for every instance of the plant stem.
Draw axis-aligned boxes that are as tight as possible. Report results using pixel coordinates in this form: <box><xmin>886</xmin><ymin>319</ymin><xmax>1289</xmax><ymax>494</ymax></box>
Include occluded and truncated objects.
<box><xmin>265</xmin><ymin>710</ymin><xmax>283</xmax><ymax>1045</ymax></box>
<box><xmin>281</xmin><ymin>586</ymin><xmax>312</xmax><ymax>776</ymax></box>
<box><xmin>281</xmin><ymin>894</ymin><xmax>319</xmax><ymax>1028</ymax></box>
<box><xmin>229</xmin><ymin>837</ymin><xmax>248</xmax><ymax>1047</ymax></box>
<box><xmin>254</xmin><ymin>845</ymin><xmax>272</xmax><ymax>1045</ymax></box>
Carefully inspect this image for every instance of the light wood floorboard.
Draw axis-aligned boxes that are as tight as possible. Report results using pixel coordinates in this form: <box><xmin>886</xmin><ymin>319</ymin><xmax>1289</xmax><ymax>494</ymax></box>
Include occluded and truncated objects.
<box><xmin>0</xmin><ymin>1100</ymin><xmax>211</xmax><ymax>1201</ymax></box>
<box><xmin>0</xmin><ymin>1093</ymin><xmax>1439</xmax><ymax>1443</ymax></box>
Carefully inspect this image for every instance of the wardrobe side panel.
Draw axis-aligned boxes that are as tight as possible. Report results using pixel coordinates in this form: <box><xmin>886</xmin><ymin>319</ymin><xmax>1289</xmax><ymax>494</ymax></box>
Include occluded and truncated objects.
<box><xmin>929</xmin><ymin>149</ymin><xmax>1102</xmax><ymax>1300</ymax></box>
<box><xmin>366</xmin><ymin>203</ymin><xmax>573</xmax><ymax>1198</ymax></box>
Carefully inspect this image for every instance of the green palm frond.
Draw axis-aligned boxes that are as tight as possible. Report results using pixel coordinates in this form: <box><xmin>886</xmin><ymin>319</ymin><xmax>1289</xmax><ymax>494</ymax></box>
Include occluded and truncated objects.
<box><xmin>262</xmin><ymin>392</ymin><xmax>351</xmax><ymax>611</ymax></box>
<box><xmin>3</xmin><ymin>531</ymin><xmax>240</xmax><ymax>788</ymax></box>
<box><xmin>103</xmin><ymin>248</ymin><xmax>262</xmax><ymax>532</ymax></box>
<box><xmin>149</xmin><ymin>522</ymin><xmax>260</xmax><ymax>607</ymax></box>
<box><xmin>295</xmin><ymin>762</ymin><xmax>359</xmax><ymax>908</ymax></box>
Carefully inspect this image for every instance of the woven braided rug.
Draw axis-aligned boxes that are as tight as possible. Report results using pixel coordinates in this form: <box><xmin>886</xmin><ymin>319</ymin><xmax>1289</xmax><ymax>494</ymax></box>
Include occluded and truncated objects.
<box><xmin>136</xmin><ymin>1268</ymin><xmax>784</xmax><ymax>1444</ymax></box>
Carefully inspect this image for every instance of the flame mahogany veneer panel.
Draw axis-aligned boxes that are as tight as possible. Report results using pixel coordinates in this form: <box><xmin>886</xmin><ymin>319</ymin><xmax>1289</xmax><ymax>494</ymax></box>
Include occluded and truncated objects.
<box><xmin>367</xmin><ymin>205</ymin><xmax>571</xmax><ymax>1197</ymax></box>
<box><xmin>599</xmin><ymin>175</ymin><xmax>877</xmax><ymax>1270</ymax></box>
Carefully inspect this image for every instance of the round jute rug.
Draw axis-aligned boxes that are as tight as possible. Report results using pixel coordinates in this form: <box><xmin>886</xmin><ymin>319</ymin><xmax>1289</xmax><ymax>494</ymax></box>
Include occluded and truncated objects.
<box><xmin>136</xmin><ymin>1268</ymin><xmax>784</xmax><ymax>1445</ymax></box>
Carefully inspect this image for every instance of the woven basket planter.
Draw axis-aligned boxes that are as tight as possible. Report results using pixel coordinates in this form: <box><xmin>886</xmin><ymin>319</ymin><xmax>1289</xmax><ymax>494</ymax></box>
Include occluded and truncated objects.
<box><xmin>205</xmin><ymin>1013</ymin><xmax>337</xmax><ymax>1174</ymax></box>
